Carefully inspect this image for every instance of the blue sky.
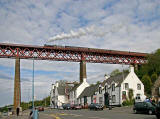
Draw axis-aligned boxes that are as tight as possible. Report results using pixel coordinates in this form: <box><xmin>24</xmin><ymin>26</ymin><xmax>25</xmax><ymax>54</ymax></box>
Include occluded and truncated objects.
<box><xmin>0</xmin><ymin>0</ymin><xmax>160</xmax><ymax>107</ymax></box>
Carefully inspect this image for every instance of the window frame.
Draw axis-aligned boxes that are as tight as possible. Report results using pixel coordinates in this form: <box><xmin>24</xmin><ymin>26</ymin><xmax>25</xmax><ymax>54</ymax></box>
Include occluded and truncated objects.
<box><xmin>112</xmin><ymin>95</ymin><xmax>116</xmax><ymax>103</ymax></box>
<box><xmin>112</xmin><ymin>84</ymin><xmax>115</xmax><ymax>91</ymax></box>
<box><xmin>125</xmin><ymin>83</ymin><xmax>129</xmax><ymax>90</ymax></box>
<box><xmin>137</xmin><ymin>83</ymin><xmax>141</xmax><ymax>90</ymax></box>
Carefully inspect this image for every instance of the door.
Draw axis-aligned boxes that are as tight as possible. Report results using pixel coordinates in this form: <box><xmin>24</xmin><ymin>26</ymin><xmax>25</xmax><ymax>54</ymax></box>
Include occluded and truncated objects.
<box><xmin>84</xmin><ymin>96</ymin><xmax>87</xmax><ymax>105</ymax></box>
<box><xmin>104</xmin><ymin>93</ymin><xmax>109</xmax><ymax>107</ymax></box>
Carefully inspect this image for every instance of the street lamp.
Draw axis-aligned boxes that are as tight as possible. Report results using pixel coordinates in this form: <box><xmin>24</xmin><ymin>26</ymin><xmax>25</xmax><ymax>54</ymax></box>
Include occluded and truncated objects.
<box><xmin>32</xmin><ymin>59</ymin><xmax>39</xmax><ymax>119</ymax></box>
<box><xmin>32</xmin><ymin>59</ymin><xmax>35</xmax><ymax>114</ymax></box>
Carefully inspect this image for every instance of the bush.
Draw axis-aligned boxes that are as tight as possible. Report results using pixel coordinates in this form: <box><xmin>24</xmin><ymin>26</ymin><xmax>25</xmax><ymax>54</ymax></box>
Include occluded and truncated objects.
<box><xmin>122</xmin><ymin>99</ymin><xmax>134</xmax><ymax>106</ymax></box>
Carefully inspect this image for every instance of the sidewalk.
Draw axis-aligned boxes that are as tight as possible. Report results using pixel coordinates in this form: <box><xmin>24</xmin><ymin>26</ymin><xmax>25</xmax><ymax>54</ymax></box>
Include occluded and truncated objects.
<box><xmin>4</xmin><ymin>110</ymin><xmax>29</xmax><ymax>119</ymax></box>
<box><xmin>1</xmin><ymin>110</ymin><xmax>54</xmax><ymax>119</ymax></box>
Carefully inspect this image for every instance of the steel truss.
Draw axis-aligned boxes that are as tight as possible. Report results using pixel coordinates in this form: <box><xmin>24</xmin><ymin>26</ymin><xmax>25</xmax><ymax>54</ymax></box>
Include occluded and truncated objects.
<box><xmin>0</xmin><ymin>43</ymin><xmax>147</xmax><ymax>64</ymax></box>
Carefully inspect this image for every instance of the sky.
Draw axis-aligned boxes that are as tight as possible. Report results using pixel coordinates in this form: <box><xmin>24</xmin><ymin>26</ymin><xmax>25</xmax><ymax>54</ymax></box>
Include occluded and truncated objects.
<box><xmin>0</xmin><ymin>0</ymin><xmax>160</xmax><ymax>107</ymax></box>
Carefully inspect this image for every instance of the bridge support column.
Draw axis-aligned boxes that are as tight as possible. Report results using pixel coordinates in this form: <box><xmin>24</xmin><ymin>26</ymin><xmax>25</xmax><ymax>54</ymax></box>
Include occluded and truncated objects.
<box><xmin>80</xmin><ymin>60</ymin><xmax>87</xmax><ymax>83</ymax></box>
<box><xmin>13</xmin><ymin>58</ymin><xmax>21</xmax><ymax>113</ymax></box>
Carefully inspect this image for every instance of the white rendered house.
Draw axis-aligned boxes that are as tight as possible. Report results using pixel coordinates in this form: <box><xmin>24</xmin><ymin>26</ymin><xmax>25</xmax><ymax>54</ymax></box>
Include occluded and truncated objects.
<box><xmin>96</xmin><ymin>66</ymin><xmax>145</xmax><ymax>106</ymax></box>
<box><xmin>78</xmin><ymin>84</ymin><xmax>100</xmax><ymax>106</ymax></box>
<box><xmin>50</xmin><ymin>82</ymin><xmax>70</xmax><ymax>108</ymax></box>
<box><xmin>69</xmin><ymin>78</ymin><xmax>90</xmax><ymax>105</ymax></box>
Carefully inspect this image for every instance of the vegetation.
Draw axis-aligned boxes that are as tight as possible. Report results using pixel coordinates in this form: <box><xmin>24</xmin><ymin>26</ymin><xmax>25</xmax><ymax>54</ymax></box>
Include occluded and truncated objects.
<box><xmin>0</xmin><ymin>96</ymin><xmax>50</xmax><ymax>112</ymax></box>
<box><xmin>128</xmin><ymin>89</ymin><xmax>133</xmax><ymax>101</ymax></box>
<box><xmin>0</xmin><ymin>105</ymin><xmax>10</xmax><ymax>112</ymax></box>
<box><xmin>141</xmin><ymin>75</ymin><xmax>152</xmax><ymax>94</ymax></box>
<box><xmin>122</xmin><ymin>89</ymin><xmax>134</xmax><ymax>106</ymax></box>
<box><xmin>110</xmin><ymin>69</ymin><xmax>129</xmax><ymax>77</ymax></box>
<box><xmin>136</xmin><ymin>49</ymin><xmax>160</xmax><ymax>95</ymax></box>
<box><xmin>122</xmin><ymin>99</ymin><xmax>134</xmax><ymax>106</ymax></box>
<box><xmin>21</xmin><ymin>96</ymin><xmax>50</xmax><ymax>110</ymax></box>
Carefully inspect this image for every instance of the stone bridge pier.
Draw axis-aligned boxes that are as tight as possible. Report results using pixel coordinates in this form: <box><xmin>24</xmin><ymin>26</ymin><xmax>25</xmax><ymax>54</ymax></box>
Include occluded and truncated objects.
<box><xmin>13</xmin><ymin>58</ymin><xmax>21</xmax><ymax>113</ymax></box>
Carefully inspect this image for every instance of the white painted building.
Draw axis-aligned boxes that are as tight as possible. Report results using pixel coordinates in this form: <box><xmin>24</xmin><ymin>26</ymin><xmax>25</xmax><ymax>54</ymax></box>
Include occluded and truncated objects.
<box><xmin>69</xmin><ymin>78</ymin><xmax>89</xmax><ymax>105</ymax></box>
<box><xmin>95</xmin><ymin>66</ymin><xmax>145</xmax><ymax>106</ymax></box>
<box><xmin>50</xmin><ymin>82</ymin><xmax>71</xmax><ymax>108</ymax></box>
<box><xmin>78</xmin><ymin>84</ymin><xmax>99</xmax><ymax>106</ymax></box>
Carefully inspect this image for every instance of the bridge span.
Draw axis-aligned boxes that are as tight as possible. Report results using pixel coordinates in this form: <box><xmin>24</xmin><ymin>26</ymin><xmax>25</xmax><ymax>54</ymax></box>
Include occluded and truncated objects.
<box><xmin>0</xmin><ymin>43</ymin><xmax>147</xmax><ymax>64</ymax></box>
<box><xmin>0</xmin><ymin>43</ymin><xmax>148</xmax><ymax>112</ymax></box>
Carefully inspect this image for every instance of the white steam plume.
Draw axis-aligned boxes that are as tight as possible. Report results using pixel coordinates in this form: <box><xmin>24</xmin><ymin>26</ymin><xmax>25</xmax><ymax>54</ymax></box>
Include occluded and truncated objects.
<box><xmin>48</xmin><ymin>23</ymin><xmax>125</xmax><ymax>42</ymax></box>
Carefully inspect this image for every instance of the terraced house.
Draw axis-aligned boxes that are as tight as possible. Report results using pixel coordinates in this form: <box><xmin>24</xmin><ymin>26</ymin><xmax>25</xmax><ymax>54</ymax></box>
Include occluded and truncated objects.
<box><xmin>69</xmin><ymin>78</ymin><xmax>90</xmax><ymax>105</ymax></box>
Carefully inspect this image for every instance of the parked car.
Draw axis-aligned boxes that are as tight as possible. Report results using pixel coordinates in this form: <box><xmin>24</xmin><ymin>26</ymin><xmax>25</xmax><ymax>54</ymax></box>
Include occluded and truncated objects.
<box><xmin>156</xmin><ymin>102</ymin><xmax>160</xmax><ymax>119</ymax></box>
<box><xmin>2</xmin><ymin>112</ymin><xmax>8</xmax><ymax>116</ymax></box>
<box><xmin>72</xmin><ymin>104</ymin><xmax>82</xmax><ymax>110</ymax></box>
<box><xmin>62</xmin><ymin>103</ymin><xmax>71</xmax><ymax>110</ymax></box>
<box><xmin>133</xmin><ymin>101</ymin><xmax>156</xmax><ymax>115</ymax></box>
<box><xmin>88</xmin><ymin>103</ymin><xmax>103</xmax><ymax>110</ymax></box>
<box><xmin>37</xmin><ymin>106</ymin><xmax>44</xmax><ymax>111</ymax></box>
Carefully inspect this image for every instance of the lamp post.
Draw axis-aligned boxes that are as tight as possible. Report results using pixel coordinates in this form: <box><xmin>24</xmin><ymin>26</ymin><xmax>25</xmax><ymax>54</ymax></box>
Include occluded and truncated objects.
<box><xmin>32</xmin><ymin>59</ymin><xmax>35</xmax><ymax>114</ymax></box>
<box><xmin>32</xmin><ymin>59</ymin><xmax>39</xmax><ymax>119</ymax></box>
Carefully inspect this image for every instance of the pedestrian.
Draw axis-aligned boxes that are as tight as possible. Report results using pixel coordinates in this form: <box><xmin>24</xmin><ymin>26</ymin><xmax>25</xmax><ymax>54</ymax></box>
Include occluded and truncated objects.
<box><xmin>29</xmin><ymin>110</ymin><xmax>33</xmax><ymax>119</ymax></box>
<box><xmin>16</xmin><ymin>107</ymin><xmax>19</xmax><ymax>116</ymax></box>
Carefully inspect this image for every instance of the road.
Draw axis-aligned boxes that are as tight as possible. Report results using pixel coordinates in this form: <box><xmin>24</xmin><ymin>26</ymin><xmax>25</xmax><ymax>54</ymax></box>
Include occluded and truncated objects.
<box><xmin>3</xmin><ymin>106</ymin><xmax>156</xmax><ymax>119</ymax></box>
<box><xmin>40</xmin><ymin>106</ymin><xmax>156</xmax><ymax>119</ymax></box>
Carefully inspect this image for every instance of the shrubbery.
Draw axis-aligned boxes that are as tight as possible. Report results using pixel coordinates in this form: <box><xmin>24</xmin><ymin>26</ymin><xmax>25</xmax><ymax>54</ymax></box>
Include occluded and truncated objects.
<box><xmin>122</xmin><ymin>99</ymin><xmax>135</xmax><ymax>106</ymax></box>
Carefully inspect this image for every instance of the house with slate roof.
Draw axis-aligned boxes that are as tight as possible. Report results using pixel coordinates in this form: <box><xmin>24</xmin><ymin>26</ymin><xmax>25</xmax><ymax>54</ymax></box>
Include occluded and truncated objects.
<box><xmin>50</xmin><ymin>82</ymin><xmax>72</xmax><ymax>108</ymax></box>
<box><xmin>69</xmin><ymin>78</ymin><xmax>89</xmax><ymax>105</ymax></box>
<box><xmin>96</xmin><ymin>66</ymin><xmax>145</xmax><ymax>107</ymax></box>
<box><xmin>78</xmin><ymin>84</ymin><xmax>100</xmax><ymax>106</ymax></box>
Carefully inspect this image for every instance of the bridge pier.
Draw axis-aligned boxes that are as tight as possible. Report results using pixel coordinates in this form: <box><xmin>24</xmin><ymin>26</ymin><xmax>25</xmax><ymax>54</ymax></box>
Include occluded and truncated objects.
<box><xmin>80</xmin><ymin>60</ymin><xmax>87</xmax><ymax>83</ymax></box>
<box><xmin>13</xmin><ymin>58</ymin><xmax>21</xmax><ymax>113</ymax></box>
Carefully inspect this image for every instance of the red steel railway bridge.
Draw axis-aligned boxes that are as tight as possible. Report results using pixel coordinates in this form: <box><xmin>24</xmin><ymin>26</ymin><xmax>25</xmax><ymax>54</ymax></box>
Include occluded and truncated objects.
<box><xmin>0</xmin><ymin>43</ymin><xmax>148</xmax><ymax>111</ymax></box>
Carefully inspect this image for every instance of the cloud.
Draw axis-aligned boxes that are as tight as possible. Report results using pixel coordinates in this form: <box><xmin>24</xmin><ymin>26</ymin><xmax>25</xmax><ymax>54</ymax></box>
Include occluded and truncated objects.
<box><xmin>0</xmin><ymin>0</ymin><xmax>160</xmax><ymax>106</ymax></box>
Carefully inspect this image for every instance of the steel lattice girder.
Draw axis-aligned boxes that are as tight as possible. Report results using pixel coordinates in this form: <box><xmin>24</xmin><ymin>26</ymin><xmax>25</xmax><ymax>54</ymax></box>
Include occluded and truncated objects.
<box><xmin>0</xmin><ymin>43</ymin><xmax>147</xmax><ymax>65</ymax></box>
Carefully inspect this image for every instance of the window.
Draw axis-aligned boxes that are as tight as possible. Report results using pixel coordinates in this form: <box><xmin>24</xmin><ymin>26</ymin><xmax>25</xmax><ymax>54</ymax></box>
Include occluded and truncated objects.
<box><xmin>99</xmin><ymin>97</ymin><xmax>103</xmax><ymax>104</ymax></box>
<box><xmin>91</xmin><ymin>95</ymin><xmax>93</xmax><ymax>103</ymax></box>
<box><xmin>125</xmin><ymin>83</ymin><xmax>129</xmax><ymax>90</ymax></box>
<box><xmin>99</xmin><ymin>87</ymin><xmax>102</xmax><ymax>94</ymax></box>
<box><xmin>112</xmin><ymin>84</ymin><xmax>115</xmax><ymax>91</ymax></box>
<box><xmin>137</xmin><ymin>84</ymin><xmax>141</xmax><ymax>90</ymax></box>
<box><xmin>112</xmin><ymin>95</ymin><xmax>116</xmax><ymax>103</ymax></box>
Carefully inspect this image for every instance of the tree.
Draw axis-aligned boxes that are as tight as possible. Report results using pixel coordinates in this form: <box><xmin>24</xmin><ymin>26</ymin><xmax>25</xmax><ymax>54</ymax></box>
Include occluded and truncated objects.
<box><xmin>151</xmin><ymin>72</ymin><xmax>158</xmax><ymax>83</ymax></box>
<box><xmin>147</xmin><ymin>49</ymin><xmax>160</xmax><ymax>76</ymax></box>
<box><xmin>56</xmin><ymin>80</ymin><xmax>67</xmax><ymax>87</ymax></box>
<box><xmin>110</xmin><ymin>69</ymin><xmax>121</xmax><ymax>77</ymax></box>
<box><xmin>96</xmin><ymin>81</ymin><xmax>101</xmax><ymax>84</ymax></box>
<box><xmin>136</xmin><ymin>48</ymin><xmax>160</xmax><ymax>82</ymax></box>
<box><xmin>128</xmin><ymin>89</ymin><xmax>133</xmax><ymax>101</ymax></box>
<box><xmin>141</xmin><ymin>75</ymin><xmax>152</xmax><ymax>95</ymax></box>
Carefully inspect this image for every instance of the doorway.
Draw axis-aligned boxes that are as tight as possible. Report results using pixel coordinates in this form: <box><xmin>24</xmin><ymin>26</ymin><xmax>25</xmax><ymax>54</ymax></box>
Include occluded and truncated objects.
<box><xmin>104</xmin><ymin>93</ymin><xmax>109</xmax><ymax>107</ymax></box>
